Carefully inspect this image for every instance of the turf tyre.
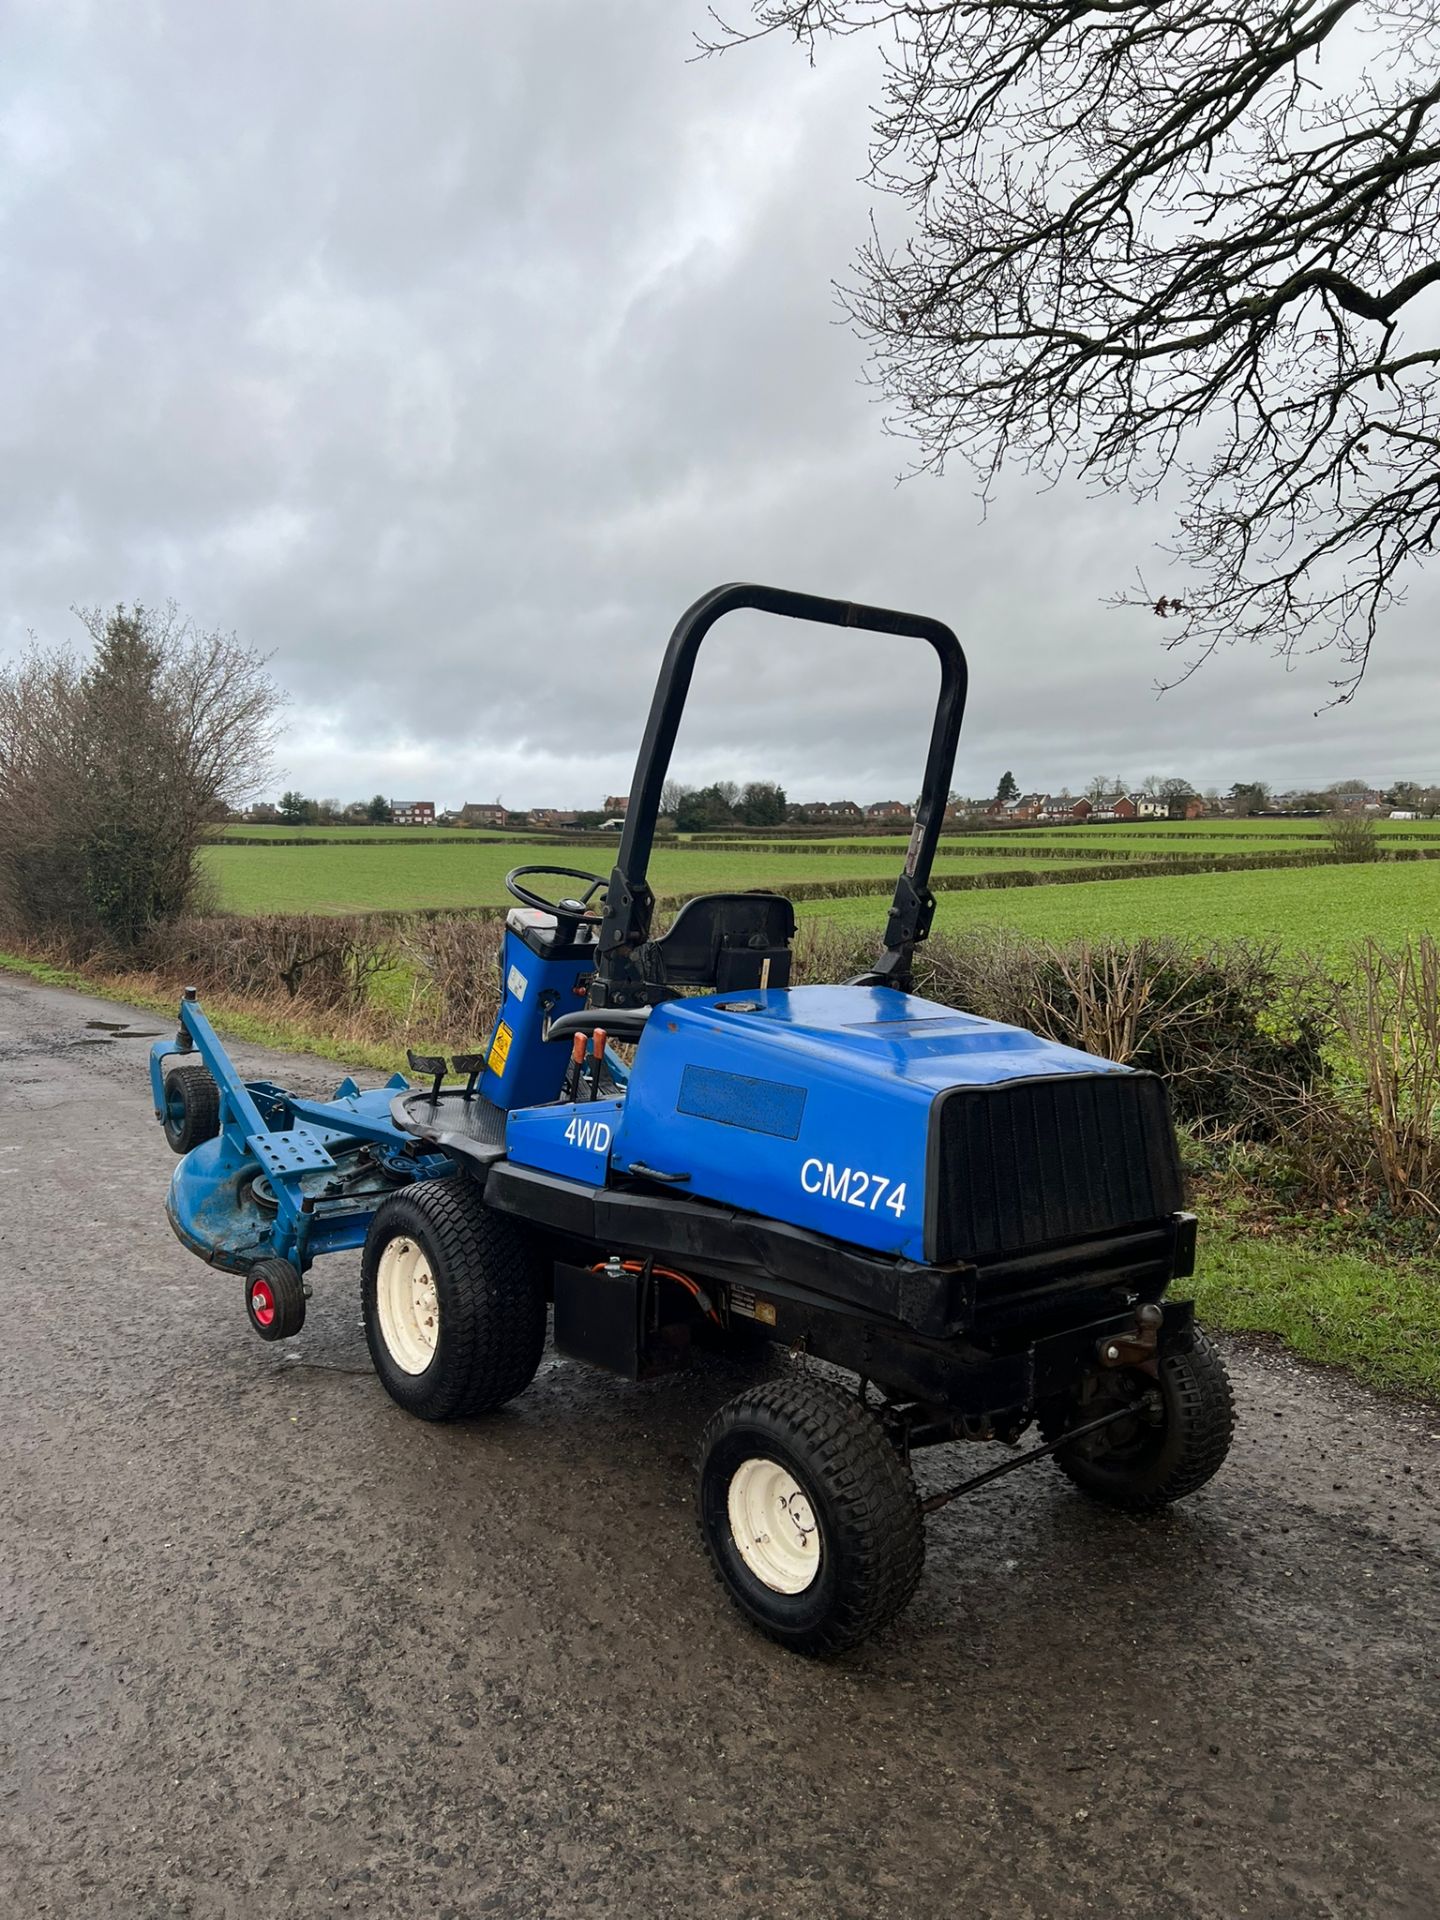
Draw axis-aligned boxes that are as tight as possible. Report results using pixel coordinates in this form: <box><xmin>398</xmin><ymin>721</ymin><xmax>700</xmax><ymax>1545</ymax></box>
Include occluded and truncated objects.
<box><xmin>698</xmin><ymin>1374</ymin><xmax>924</xmax><ymax>1656</ymax></box>
<box><xmin>362</xmin><ymin>1178</ymin><xmax>546</xmax><ymax>1422</ymax></box>
<box><xmin>1037</xmin><ymin>1327</ymin><xmax>1235</xmax><ymax>1513</ymax></box>
<box><xmin>162</xmin><ymin>1065</ymin><xmax>220</xmax><ymax>1154</ymax></box>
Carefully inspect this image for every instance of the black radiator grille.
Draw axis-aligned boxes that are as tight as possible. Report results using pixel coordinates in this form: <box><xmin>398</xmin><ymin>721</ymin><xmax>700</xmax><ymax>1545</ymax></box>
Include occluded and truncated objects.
<box><xmin>925</xmin><ymin>1071</ymin><xmax>1184</xmax><ymax>1265</ymax></box>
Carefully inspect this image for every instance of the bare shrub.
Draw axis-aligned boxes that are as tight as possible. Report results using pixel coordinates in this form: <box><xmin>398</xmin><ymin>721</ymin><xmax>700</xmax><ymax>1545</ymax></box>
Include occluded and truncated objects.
<box><xmin>913</xmin><ymin>930</ymin><xmax>1324</xmax><ymax>1138</ymax></box>
<box><xmin>1325</xmin><ymin>811</ymin><xmax>1380</xmax><ymax>863</ymax></box>
<box><xmin>403</xmin><ymin>915</ymin><xmax>507</xmax><ymax>1044</ymax></box>
<box><xmin>0</xmin><ymin>603</ymin><xmax>282</xmax><ymax>951</ymax></box>
<box><xmin>138</xmin><ymin>913</ymin><xmax>396</xmax><ymax>1013</ymax></box>
<box><xmin>1301</xmin><ymin>938</ymin><xmax>1440</xmax><ymax>1220</ymax></box>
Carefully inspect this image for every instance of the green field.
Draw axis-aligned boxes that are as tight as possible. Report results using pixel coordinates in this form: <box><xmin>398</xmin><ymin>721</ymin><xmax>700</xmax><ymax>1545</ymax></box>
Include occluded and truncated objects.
<box><xmin>808</xmin><ymin>857</ymin><xmax>1440</xmax><ymax>953</ymax></box>
<box><xmin>200</xmin><ymin>815</ymin><xmax>1440</xmax><ymax>950</ymax></box>
<box><xmin>200</xmin><ymin>840</ymin><xmax>1068</xmax><ymax>915</ymax></box>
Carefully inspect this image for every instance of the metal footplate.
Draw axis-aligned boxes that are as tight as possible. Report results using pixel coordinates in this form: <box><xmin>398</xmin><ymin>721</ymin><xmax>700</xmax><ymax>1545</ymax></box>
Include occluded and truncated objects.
<box><xmin>246</xmin><ymin>1127</ymin><xmax>337</xmax><ymax>1179</ymax></box>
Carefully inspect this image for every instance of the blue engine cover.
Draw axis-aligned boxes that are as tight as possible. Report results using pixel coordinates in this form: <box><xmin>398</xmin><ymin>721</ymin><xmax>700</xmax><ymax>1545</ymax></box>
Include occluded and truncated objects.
<box><xmin>609</xmin><ymin>984</ymin><xmax>1128</xmax><ymax>1262</ymax></box>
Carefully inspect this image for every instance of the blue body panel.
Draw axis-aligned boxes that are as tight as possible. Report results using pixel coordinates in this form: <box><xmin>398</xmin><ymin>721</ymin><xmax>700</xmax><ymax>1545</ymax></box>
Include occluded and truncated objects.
<box><xmin>480</xmin><ymin>925</ymin><xmax>595</xmax><ymax>1110</ymax></box>
<box><xmin>506</xmin><ymin>1098</ymin><xmax>623</xmax><ymax>1185</ymax></box>
<box><xmin>610</xmin><ymin>985</ymin><xmax>1128</xmax><ymax>1261</ymax></box>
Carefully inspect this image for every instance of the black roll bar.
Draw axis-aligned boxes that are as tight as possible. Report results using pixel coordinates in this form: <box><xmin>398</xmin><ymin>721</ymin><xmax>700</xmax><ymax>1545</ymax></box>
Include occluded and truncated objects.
<box><xmin>594</xmin><ymin>582</ymin><xmax>969</xmax><ymax>1000</ymax></box>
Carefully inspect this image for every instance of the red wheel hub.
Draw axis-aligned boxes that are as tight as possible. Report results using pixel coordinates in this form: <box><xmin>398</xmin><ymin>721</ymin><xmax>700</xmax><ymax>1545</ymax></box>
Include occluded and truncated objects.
<box><xmin>250</xmin><ymin>1278</ymin><xmax>275</xmax><ymax>1327</ymax></box>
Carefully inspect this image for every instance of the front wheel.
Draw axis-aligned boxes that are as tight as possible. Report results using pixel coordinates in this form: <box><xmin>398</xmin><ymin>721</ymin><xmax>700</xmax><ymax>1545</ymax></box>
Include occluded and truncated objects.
<box><xmin>697</xmin><ymin>1375</ymin><xmax>924</xmax><ymax>1656</ymax></box>
<box><xmin>361</xmin><ymin>1178</ymin><xmax>546</xmax><ymax>1422</ymax></box>
<box><xmin>1037</xmin><ymin>1326</ymin><xmax>1235</xmax><ymax>1513</ymax></box>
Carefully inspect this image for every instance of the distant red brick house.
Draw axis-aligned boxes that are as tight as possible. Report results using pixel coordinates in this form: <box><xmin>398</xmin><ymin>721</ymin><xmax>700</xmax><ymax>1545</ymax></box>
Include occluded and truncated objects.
<box><xmin>602</xmin><ymin>795</ymin><xmax>629</xmax><ymax>815</ymax></box>
<box><xmin>456</xmin><ymin>803</ymin><xmax>507</xmax><ymax>827</ymax></box>
<box><xmin>865</xmin><ymin>800</ymin><xmax>912</xmax><ymax>822</ymax></box>
<box><xmin>788</xmin><ymin>800</ymin><xmax>865</xmax><ymax>824</ymax></box>
<box><xmin>1089</xmin><ymin>793</ymin><xmax>1137</xmax><ymax>821</ymax></box>
<box><xmin>390</xmin><ymin>800</ymin><xmax>436</xmax><ymax>826</ymax></box>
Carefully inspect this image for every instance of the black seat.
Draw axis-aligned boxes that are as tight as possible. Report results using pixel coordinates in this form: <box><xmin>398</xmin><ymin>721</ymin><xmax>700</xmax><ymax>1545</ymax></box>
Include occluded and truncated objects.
<box><xmin>640</xmin><ymin>892</ymin><xmax>795</xmax><ymax>991</ymax></box>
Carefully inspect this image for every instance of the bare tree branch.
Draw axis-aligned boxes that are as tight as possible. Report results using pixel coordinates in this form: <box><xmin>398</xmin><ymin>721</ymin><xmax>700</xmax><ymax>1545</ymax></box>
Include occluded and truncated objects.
<box><xmin>705</xmin><ymin>2</ymin><xmax>1440</xmax><ymax>696</ymax></box>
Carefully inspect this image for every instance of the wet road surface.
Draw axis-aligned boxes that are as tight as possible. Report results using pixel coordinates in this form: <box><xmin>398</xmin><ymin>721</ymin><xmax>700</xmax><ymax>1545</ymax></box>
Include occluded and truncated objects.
<box><xmin>1</xmin><ymin>970</ymin><xmax>1437</xmax><ymax>1919</ymax></box>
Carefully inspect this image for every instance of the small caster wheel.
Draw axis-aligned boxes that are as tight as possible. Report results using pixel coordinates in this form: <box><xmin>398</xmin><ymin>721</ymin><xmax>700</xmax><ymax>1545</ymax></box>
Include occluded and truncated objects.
<box><xmin>162</xmin><ymin>1065</ymin><xmax>220</xmax><ymax>1154</ymax></box>
<box><xmin>246</xmin><ymin>1259</ymin><xmax>306</xmax><ymax>1342</ymax></box>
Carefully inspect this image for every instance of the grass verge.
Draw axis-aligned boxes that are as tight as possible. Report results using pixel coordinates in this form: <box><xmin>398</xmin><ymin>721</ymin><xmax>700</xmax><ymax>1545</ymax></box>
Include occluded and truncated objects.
<box><xmin>1193</xmin><ymin>1228</ymin><xmax>1440</xmax><ymax>1399</ymax></box>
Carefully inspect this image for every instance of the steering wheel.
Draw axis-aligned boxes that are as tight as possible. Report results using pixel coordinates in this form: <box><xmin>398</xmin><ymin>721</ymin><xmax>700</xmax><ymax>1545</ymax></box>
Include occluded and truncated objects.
<box><xmin>505</xmin><ymin>864</ymin><xmax>609</xmax><ymax>924</ymax></box>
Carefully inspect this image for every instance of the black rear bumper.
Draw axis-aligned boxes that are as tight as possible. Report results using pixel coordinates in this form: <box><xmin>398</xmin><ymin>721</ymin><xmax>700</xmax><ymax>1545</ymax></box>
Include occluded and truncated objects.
<box><xmin>485</xmin><ymin>1159</ymin><xmax>1191</xmax><ymax>1335</ymax></box>
<box><xmin>482</xmin><ymin>1158</ymin><xmax>1198</xmax><ymax>1411</ymax></box>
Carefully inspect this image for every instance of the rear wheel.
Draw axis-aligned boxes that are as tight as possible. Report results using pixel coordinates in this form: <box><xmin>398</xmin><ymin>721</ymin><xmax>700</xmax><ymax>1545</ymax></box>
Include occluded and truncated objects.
<box><xmin>361</xmin><ymin>1178</ymin><xmax>546</xmax><ymax>1421</ymax></box>
<box><xmin>698</xmin><ymin>1374</ymin><xmax>924</xmax><ymax>1655</ymax></box>
<box><xmin>1037</xmin><ymin>1326</ymin><xmax>1235</xmax><ymax>1512</ymax></box>
<box><xmin>162</xmin><ymin>1065</ymin><xmax>220</xmax><ymax>1154</ymax></box>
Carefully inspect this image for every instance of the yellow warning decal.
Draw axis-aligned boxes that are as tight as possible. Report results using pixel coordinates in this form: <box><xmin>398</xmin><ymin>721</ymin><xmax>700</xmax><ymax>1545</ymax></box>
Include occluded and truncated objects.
<box><xmin>487</xmin><ymin>1021</ymin><xmax>513</xmax><ymax>1076</ymax></box>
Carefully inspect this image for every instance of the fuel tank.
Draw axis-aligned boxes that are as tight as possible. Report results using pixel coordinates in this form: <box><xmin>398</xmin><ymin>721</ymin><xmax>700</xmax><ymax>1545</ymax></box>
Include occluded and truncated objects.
<box><xmin>608</xmin><ymin>985</ymin><xmax>1182</xmax><ymax>1265</ymax></box>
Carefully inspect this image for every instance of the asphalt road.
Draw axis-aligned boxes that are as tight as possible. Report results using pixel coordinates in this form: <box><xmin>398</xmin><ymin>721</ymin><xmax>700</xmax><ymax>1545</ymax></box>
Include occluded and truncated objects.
<box><xmin>2</xmin><ymin>970</ymin><xmax>1438</xmax><ymax>1920</ymax></box>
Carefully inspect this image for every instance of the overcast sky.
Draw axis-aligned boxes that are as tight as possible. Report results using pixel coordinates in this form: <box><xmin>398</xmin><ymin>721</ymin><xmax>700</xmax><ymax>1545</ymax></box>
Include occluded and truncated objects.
<box><xmin>2</xmin><ymin>0</ymin><xmax>1435</xmax><ymax>809</ymax></box>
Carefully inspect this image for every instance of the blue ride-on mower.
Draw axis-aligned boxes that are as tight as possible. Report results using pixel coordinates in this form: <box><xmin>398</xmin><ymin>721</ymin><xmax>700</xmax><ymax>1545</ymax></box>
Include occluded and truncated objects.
<box><xmin>152</xmin><ymin>583</ymin><xmax>1234</xmax><ymax>1654</ymax></box>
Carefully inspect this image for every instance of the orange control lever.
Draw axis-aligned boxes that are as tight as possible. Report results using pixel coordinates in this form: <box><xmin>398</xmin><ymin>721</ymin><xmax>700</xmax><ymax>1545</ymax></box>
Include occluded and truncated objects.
<box><xmin>589</xmin><ymin>1028</ymin><xmax>607</xmax><ymax>1100</ymax></box>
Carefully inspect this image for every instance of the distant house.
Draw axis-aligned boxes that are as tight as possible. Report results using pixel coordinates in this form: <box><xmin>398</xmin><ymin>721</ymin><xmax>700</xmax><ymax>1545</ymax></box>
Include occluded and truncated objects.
<box><xmin>456</xmin><ymin>803</ymin><xmax>507</xmax><ymax>828</ymax></box>
<box><xmin>1176</xmin><ymin>795</ymin><xmax>1206</xmax><ymax>820</ymax></box>
<box><xmin>1039</xmin><ymin>796</ymin><xmax>1083</xmax><ymax>822</ymax></box>
<box><xmin>788</xmin><ymin>799</ymin><xmax>864</xmax><ymax>824</ymax></box>
<box><xmin>602</xmin><ymin>795</ymin><xmax>629</xmax><ymax>815</ymax></box>
<box><xmin>1129</xmin><ymin>794</ymin><xmax>1168</xmax><ymax>819</ymax></box>
<box><xmin>1009</xmin><ymin>793</ymin><xmax>1048</xmax><ymax>821</ymax></box>
<box><xmin>528</xmin><ymin>807</ymin><xmax>579</xmax><ymax>828</ymax></box>
<box><xmin>1070</xmin><ymin>797</ymin><xmax>1093</xmax><ymax>820</ymax></box>
<box><xmin>865</xmin><ymin>800</ymin><xmax>912</xmax><ymax>822</ymax></box>
<box><xmin>1089</xmin><ymin>792</ymin><xmax>1137</xmax><ymax>822</ymax></box>
<box><xmin>390</xmin><ymin>800</ymin><xmax>436</xmax><ymax>826</ymax></box>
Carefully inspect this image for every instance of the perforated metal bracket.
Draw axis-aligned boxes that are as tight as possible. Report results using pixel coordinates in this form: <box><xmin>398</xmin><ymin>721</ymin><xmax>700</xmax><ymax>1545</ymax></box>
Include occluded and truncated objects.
<box><xmin>246</xmin><ymin>1127</ymin><xmax>337</xmax><ymax>1180</ymax></box>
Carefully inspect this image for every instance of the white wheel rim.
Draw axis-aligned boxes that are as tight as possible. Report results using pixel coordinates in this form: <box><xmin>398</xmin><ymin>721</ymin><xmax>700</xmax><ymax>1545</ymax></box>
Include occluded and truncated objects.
<box><xmin>375</xmin><ymin>1235</ymin><xmax>440</xmax><ymax>1375</ymax></box>
<box><xmin>727</xmin><ymin>1457</ymin><xmax>821</xmax><ymax>1594</ymax></box>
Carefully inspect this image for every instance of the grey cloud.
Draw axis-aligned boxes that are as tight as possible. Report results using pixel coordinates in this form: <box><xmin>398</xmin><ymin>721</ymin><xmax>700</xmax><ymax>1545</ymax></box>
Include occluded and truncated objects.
<box><xmin>1</xmin><ymin>1</ymin><xmax>1434</xmax><ymax>811</ymax></box>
